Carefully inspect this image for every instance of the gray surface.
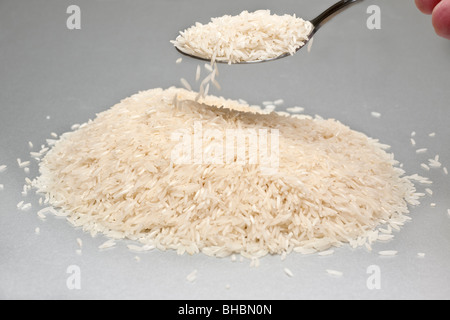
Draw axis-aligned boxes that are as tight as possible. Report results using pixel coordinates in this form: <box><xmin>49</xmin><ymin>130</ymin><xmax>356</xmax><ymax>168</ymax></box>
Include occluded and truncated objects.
<box><xmin>0</xmin><ymin>0</ymin><xmax>449</xmax><ymax>300</ymax></box>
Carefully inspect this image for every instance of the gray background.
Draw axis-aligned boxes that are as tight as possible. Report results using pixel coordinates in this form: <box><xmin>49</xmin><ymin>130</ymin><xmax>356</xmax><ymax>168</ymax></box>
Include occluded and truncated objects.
<box><xmin>1</xmin><ymin>0</ymin><xmax>449</xmax><ymax>300</ymax></box>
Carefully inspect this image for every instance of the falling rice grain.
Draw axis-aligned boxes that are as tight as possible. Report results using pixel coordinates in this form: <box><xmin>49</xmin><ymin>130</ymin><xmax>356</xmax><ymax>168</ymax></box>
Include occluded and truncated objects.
<box><xmin>180</xmin><ymin>78</ymin><xmax>192</xmax><ymax>91</ymax></box>
<box><xmin>176</xmin><ymin>58</ymin><xmax>182</xmax><ymax>64</ymax></box>
<box><xmin>417</xmin><ymin>253</ymin><xmax>425</xmax><ymax>258</ymax></box>
<box><xmin>35</xmin><ymin>227</ymin><xmax>40</xmax><ymax>235</ymax></box>
<box><xmin>0</xmin><ymin>165</ymin><xmax>6</xmax><ymax>173</ymax></box>
<box><xmin>307</xmin><ymin>36</ymin><xmax>314</xmax><ymax>52</ymax></box>
<box><xmin>195</xmin><ymin>65</ymin><xmax>201</xmax><ymax>82</ymax></box>
<box><xmin>204</xmin><ymin>63</ymin><xmax>213</xmax><ymax>72</ymax></box>
<box><xmin>416</xmin><ymin>148</ymin><xmax>428</xmax><ymax>154</ymax></box>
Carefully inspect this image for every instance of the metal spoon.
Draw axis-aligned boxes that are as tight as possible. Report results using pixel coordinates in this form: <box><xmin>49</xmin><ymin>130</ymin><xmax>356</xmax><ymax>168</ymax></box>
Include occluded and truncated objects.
<box><xmin>175</xmin><ymin>0</ymin><xmax>363</xmax><ymax>64</ymax></box>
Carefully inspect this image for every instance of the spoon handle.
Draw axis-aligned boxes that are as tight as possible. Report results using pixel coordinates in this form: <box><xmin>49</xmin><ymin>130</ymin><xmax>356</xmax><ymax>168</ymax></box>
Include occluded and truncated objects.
<box><xmin>309</xmin><ymin>0</ymin><xmax>363</xmax><ymax>31</ymax></box>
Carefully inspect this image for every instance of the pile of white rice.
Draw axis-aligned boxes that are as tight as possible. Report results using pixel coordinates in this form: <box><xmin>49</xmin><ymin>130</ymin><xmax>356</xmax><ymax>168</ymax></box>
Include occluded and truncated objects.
<box><xmin>171</xmin><ymin>10</ymin><xmax>314</xmax><ymax>63</ymax></box>
<box><xmin>33</xmin><ymin>87</ymin><xmax>424</xmax><ymax>258</ymax></box>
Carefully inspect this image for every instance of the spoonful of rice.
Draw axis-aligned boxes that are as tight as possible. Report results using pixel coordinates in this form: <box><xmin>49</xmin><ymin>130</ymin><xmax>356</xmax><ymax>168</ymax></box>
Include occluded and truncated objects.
<box><xmin>171</xmin><ymin>0</ymin><xmax>363</xmax><ymax>64</ymax></box>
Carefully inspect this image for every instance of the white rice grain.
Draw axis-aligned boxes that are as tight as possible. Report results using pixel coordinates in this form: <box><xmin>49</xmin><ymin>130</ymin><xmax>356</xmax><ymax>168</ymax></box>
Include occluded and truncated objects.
<box><xmin>18</xmin><ymin>160</ymin><xmax>30</xmax><ymax>168</ymax></box>
<box><xmin>416</xmin><ymin>148</ymin><xmax>428</xmax><ymax>154</ymax></box>
<box><xmin>410</xmin><ymin>138</ymin><xmax>416</xmax><ymax>146</ymax></box>
<box><xmin>326</xmin><ymin>269</ymin><xmax>343</xmax><ymax>277</ymax></box>
<box><xmin>99</xmin><ymin>239</ymin><xmax>116</xmax><ymax>249</ymax></box>
<box><xmin>195</xmin><ymin>65</ymin><xmax>201</xmax><ymax>82</ymax></box>
<box><xmin>180</xmin><ymin>78</ymin><xmax>192</xmax><ymax>91</ymax></box>
<box><xmin>417</xmin><ymin>253</ymin><xmax>425</xmax><ymax>258</ymax></box>
<box><xmin>371</xmin><ymin>112</ymin><xmax>381</xmax><ymax>118</ymax></box>
<box><xmin>0</xmin><ymin>165</ymin><xmax>6</xmax><ymax>173</ymax></box>
<box><xmin>286</xmin><ymin>106</ymin><xmax>305</xmax><ymax>113</ymax></box>
<box><xmin>35</xmin><ymin>227</ymin><xmax>40</xmax><ymax>235</ymax></box>
<box><xmin>176</xmin><ymin>58</ymin><xmax>182</xmax><ymax>64</ymax></box>
<box><xmin>444</xmin><ymin>167</ymin><xmax>448</xmax><ymax>175</ymax></box>
<box><xmin>204</xmin><ymin>63</ymin><xmax>213</xmax><ymax>72</ymax></box>
<box><xmin>273</xmin><ymin>99</ymin><xmax>284</xmax><ymax>105</ymax></box>
<box><xmin>318</xmin><ymin>249</ymin><xmax>334</xmax><ymax>256</ymax></box>
<box><xmin>378</xmin><ymin>250</ymin><xmax>397</xmax><ymax>256</ymax></box>
<box><xmin>307</xmin><ymin>36</ymin><xmax>314</xmax><ymax>52</ymax></box>
<box><xmin>284</xmin><ymin>268</ymin><xmax>294</xmax><ymax>277</ymax></box>
<box><xmin>186</xmin><ymin>269</ymin><xmax>197</xmax><ymax>282</ymax></box>
<box><xmin>428</xmin><ymin>132</ymin><xmax>436</xmax><ymax>137</ymax></box>
<box><xmin>425</xmin><ymin>188</ymin><xmax>433</xmax><ymax>195</ymax></box>
<box><xmin>21</xmin><ymin>203</ymin><xmax>32</xmax><ymax>211</ymax></box>
<box><xmin>421</xmin><ymin>163</ymin><xmax>430</xmax><ymax>171</ymax></box>
<box><xmin>430</xmin><ymin>203</ymin><xmax>436</xmax><ymax>207</ymax></box>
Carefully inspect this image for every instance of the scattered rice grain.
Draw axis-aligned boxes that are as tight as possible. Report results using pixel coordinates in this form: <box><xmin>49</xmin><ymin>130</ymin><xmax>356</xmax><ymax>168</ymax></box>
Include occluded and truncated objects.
<box><xmin>378</xmin><ymin>250</ymin><xmax>397</xmax><ymax>256</ymax></box>
<box><xmin>99</xmin><ymin>239</ymin><xmax>116</xmax><ymax>249</ymax></box>
<box><xmin>186</xmin><ymin>269</ymin><xmax>197</xmax><ymax>282</ymax></box>
<box><xmin>284</xmin><ymin>268</ymin><xmax>294</xmax><ymax>277</ymax></box>
<box><xmin>326</xmin><ymin>269</ymin><xmax>343</xmax><ymax>277</ymax></box>
<box><xmin>371</xmin><ymin>112</ymin><xmax>381</xmax><ymax>118</ymax></box>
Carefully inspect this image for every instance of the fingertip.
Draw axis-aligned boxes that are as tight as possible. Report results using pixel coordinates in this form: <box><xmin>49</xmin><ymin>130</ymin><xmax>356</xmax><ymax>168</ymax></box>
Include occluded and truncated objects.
<box><xmin>415</xmin><ymin>0</ymin><xmax>442</xmax><ymax>14</ymax></box>
<box><xmin>432</xmin><ymin>0</ymin><xmax>450</xmax><ymax>39</ymax></box>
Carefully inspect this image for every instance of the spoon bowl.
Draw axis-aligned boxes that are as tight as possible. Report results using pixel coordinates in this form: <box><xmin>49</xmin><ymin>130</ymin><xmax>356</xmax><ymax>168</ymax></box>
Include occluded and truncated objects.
<box><xmin>175</xmin><ymin>0</ymin><xmax>363</xmax><ymax>64</ymax></box>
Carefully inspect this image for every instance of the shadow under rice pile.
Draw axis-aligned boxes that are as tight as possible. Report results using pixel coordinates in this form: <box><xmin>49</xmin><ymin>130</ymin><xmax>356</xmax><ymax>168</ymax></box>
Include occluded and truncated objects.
<box><xmin>32</xmin><ymin>87</ymin><xmax>426</xmax><ymax>258</ymax></box>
